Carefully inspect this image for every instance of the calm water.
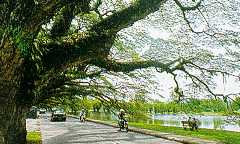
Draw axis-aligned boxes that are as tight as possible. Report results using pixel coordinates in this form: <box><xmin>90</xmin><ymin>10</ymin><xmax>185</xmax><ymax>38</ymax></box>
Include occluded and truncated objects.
<box><xmin>152</xmin><ymin>114</ymin><xmax>240</xmax><ymax>132</ymax></box>
<box><xmin>89</xmin><ymin>112</ymin><xmax>240</xmax><ymax>132</ymax></box>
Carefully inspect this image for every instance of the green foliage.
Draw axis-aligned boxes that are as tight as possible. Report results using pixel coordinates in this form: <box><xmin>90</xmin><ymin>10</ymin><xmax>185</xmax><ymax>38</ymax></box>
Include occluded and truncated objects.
<box><xmin>9</xmin><ymin>26</ymin><xmax>33</xmax><ymax>57</ymax></box>
<box><xmin>92</xmin><ymin>99</ymin><xmax>102</xmax><ymax>112</ymax></box>
<box><xmin>232</xmin><ymin>96</ymin><xmax>240</xmax><ymax>111</ymax></box>
<box><xmin>0</xmin><ymin>28</ymin><xmax>4</xmax><ymax>39</ymax></box>
<box><xmin>197</xmin><ymin>99</ymin><xmax>227</xmax><ymax>113</ymax></box>
<box><xmin>118</xmin><ymin>98</ymin><xmax>231</xmax><ymax>115</ymax></box>
<box><xmin>50</xmin><ymin>95</ymin><xmax>235</xmax><ymax>117</ymax></box>
<box><xmin>152</xmin><ymin>101</ymin><xmax>182</xmax><ymax>114</ymax></box>
<box><xmin>150</xmin><ymin>99</ymin><xmax>229</xmax><ymax>114</ymax></box>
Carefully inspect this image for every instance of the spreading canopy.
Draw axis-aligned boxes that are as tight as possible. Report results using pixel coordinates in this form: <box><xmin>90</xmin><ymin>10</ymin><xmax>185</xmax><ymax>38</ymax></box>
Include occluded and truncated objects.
<box><xmin>0</xmin><ymin>0</ymin><xmax>239</xmax><ymax>106</ymax></box>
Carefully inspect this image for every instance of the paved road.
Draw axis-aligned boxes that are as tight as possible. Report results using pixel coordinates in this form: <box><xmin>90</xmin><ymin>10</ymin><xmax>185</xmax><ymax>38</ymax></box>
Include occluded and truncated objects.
<box><xmin>40</xmin><ymin>117</ymin><xmax>182</xmax><ymax>144</ymax></box>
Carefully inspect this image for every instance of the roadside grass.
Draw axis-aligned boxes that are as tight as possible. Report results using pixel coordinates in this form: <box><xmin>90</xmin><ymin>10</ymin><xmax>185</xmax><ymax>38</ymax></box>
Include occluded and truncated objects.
<box><xmin>88</xmin><ymin>117</ymin><xmax>240</xmax><ymax>144</ymax></box>
<box><xmin>129</xmin><ymin>122</ymin><xmax>240</xmax><ymax>144</ymax></box>
<box><xmin>26</xmin><ymin>131</ymin><xmax>42</xmax><ymax>144</ymax></box>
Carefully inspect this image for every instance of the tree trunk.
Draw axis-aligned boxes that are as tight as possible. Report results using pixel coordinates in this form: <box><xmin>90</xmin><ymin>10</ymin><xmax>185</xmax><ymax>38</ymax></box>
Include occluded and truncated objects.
<box><xmin>0</xmin><ymin>37</ymin><xmax>29</xmax><ymax>144</ymax></box>
<box><xmin>0</xmin><ymin>103</ymin><xmax>28</xmax><ymax>144</ymax></box>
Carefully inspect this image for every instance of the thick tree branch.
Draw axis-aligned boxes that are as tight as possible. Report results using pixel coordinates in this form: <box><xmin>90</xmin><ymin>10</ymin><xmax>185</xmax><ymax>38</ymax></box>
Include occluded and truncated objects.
<box><xmin>50</xmin><ymin>0</ymin><xmax>91</xmax><ymax>38</ymax></box>
<box><xmin>37</xmin><ymin>57</ymin><xmax>186</xmax><ymax>102</ymax></box>
<box><xmin>28</xmin><ymin>1</ymin><xmax>71</xmax><ymax>27</ymax></box>
<box><xmin>50</xmin><ymin>4</ymin><xmax>75</xmax><ymax>38</ymax></box>
<box><xmin>41</xmin><ymin>0</ymin><xmax>166</xmax><ymax>69</ymax></box>
<box><xmin>90</xmin><ymin>0</ymin><xmax>165</xmax><ymax>34</ymax></box>
<box><xmin>1</xmin><ymin>1</ymin><xmax>67</xmax><ymax>33</ymax></box>
<box><xmin>33</xmin><ymin>70</ymin><xmax>69</xmax><ymax>104</ymax></box>
<box><xmin>18</xmin><ymin>0</ymin><xmax>89</xmax><ymax>38</ymax></box>
<box><xmin>41</xmin><ymin>32</ymin><xmax>115</xmax><ymax>69</ymax></box>
<box><xmin>173</xmin><ymin>0</ymin><xmax>202</xmax><ymax>11</ymax></box>
<box><xmin>91</xmin><ymin>58</ymin><xmax>186</xmax><ymax>73</ymax></box>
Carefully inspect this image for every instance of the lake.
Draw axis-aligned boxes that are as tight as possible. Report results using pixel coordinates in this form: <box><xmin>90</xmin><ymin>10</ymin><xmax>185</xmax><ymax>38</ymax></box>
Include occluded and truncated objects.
<box><xmin>152</xmin><ymin>114</ymin><xmax>240</xmax><ymax>132</ymax></box>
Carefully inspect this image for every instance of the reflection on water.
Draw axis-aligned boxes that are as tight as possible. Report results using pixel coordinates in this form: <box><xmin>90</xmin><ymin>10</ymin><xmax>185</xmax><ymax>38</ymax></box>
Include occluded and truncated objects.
<box><xmin>153</xmin><ymin>114</ymin><xmax>240</xmax><ymax>132</ymax></box>
<box><xmin>89</xmin><ymin>112</ymin><xmax>240</xmax><ymax>132</ymax></box>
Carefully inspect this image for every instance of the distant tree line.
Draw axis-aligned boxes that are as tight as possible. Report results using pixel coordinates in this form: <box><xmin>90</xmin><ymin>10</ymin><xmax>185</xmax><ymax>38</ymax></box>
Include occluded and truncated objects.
<box><xmin>55</xmin><ymin>96</ymin><xmax>240</xmax><ymax>116</ymax></box>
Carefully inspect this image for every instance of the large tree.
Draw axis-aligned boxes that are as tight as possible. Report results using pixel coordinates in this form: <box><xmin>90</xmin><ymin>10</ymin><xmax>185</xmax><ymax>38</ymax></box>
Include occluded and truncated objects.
<box><xmin>0</xmin><ymin>0</ymin><xmax>239</xmax><ymax>143</ymax></box>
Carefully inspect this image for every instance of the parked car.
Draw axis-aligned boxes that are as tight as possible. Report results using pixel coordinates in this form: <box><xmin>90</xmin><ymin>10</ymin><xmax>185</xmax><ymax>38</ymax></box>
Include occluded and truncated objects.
<box><xmin>27</xmin><ymin>106</ymin><xmax>38</xmax><ymax>119</ymax></box>
<box><xmin>39</xmin><ymin>108</ymin><xmax>46</xmax><ymax>114</ymax></box>
<box><xmin>51</xmin><ymin>109</ymin><xmax>66</xmax><ymax>122</ymax></box>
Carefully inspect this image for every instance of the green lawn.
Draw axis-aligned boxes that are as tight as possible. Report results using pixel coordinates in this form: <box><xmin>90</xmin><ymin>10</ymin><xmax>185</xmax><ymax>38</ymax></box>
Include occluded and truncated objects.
<box><xmin>27</xmin><ymin>131</ymin><xmax>42</xmax><ymax>144</ymax></box>
<box><xmin>129</xmin><ymin>122</ymin><xmax>240</xmax><ymax>144</ymax></box>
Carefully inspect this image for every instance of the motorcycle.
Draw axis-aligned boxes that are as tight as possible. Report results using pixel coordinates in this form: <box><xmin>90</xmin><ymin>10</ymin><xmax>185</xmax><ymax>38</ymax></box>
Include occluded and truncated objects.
<box><xmin>79</xmin><ymin>114</ymin><xmax>86</xmax><ymax>122</ymax></box>
<box><xmin>118</xmin><ymin>118</ymin><xmax>128</xmax><ymax>132</ymax></box>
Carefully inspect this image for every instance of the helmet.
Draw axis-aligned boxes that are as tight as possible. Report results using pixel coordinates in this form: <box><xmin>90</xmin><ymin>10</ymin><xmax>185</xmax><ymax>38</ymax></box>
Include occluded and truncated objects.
<box><xmin>120</xmin><ymin>109</ymin><xmax>125</xmax><ymax>112</ymax></box>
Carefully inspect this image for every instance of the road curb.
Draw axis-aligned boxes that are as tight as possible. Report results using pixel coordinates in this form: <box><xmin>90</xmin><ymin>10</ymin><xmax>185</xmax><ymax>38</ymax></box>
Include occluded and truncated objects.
<box><xmin>68</xmin><ymin>115</ymin><xmax>221</xmax><ymax>144</ymax></box>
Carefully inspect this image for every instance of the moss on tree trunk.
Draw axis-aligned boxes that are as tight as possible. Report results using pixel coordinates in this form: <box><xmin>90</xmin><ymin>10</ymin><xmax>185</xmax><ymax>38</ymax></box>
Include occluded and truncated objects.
<box><xmin>0</xmin><ymin>38</ymin><xmax>30</xmax><ymax>144</ymax></box>
<box><xmin>0</xmin><ymin>104</ymin><xmax>28</xmax><ymax>144</ymax></box>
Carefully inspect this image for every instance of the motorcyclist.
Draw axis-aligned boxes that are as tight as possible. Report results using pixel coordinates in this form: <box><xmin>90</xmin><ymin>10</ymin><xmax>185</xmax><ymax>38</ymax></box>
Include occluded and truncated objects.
<box><xmin>79</xmin><ymin>109</ymin><xmax>86</xmax><ymax>122</ymax></box>
<box><xmin>118</xmin><ymin>109</ymin><xmax>125</xmax><ymax>120</ymax></box>
<box><xmin>118</xmin><ymin>109</ymin><xmax>128</xmax><ymax>131</ymax></box>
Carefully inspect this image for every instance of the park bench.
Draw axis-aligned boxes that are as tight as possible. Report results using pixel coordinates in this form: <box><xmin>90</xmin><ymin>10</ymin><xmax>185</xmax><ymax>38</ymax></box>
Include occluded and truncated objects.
<box><xmin>181</xmin><ymin>121</ymin><xmax>189</xmax><ymax>129</ymax></box>
<box><xmin>181</xmin><ymin>120</ymin><xmax>198</xmax><ymax>131</ymax></box>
